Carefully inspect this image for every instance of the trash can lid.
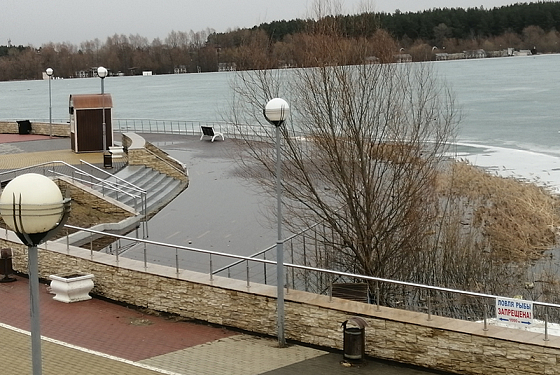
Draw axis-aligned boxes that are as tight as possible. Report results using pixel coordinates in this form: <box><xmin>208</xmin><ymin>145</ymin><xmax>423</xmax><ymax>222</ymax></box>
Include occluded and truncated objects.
<box><xmin>342</xmin><ymin>316</ymin><xmax>367</xmax><ymax>329</ymax></box>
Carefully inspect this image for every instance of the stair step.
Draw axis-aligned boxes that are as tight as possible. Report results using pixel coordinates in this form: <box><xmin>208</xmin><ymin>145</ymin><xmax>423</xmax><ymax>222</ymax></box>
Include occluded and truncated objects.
<box><xmin>145</xmin><ymin>179</ymin><xmax>183</xmax><ymax>214</ymax></box>
<box><xmin>93</xmin><ymin>164</ymin><xmax>186</xmax><ymax>216</ymax></box>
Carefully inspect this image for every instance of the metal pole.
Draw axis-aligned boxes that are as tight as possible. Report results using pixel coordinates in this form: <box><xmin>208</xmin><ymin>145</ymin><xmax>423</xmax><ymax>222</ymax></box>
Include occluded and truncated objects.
<box><xmin>28</xmin><ymin>245</ymin><xmax>43</xmax><ymax>375</ymax></box>
<box><xmin>101</xmin><ymin>78</ymin><xmax>106</xmax><ymax>152</ymax></box>
<box><xmin>48</xmin><ymin>76</ymin><xmax>52</xmax><ymax>138</ymax></box>
<box><xmin>275</xmin><ymin>125</ymin><xmax>285</xmax><ymax>347</ymax></box>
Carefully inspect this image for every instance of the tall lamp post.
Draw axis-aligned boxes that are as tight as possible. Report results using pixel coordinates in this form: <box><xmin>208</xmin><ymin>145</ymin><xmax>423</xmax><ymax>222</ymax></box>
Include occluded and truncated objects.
<box><xmin>0</xmin><ymin>173</ymin><xmax>71</xmax><ymax>375</ymax></box>
<box><xmin>45</xmin><ymin>68</ymin><xmax>53</xmax><ymax>138</ymax></box>
<box><xmin>264</xmin><ymin>98</ymin><xmax>289</xmax><ymax>347</ymax></box>
<box><xmin>97</xmin><ymin>66</ymin><xmax>112</xmax><ymax>168</ymax></box>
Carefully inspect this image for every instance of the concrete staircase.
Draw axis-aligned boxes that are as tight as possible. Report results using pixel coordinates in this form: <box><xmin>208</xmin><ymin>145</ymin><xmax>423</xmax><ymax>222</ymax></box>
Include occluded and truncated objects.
<box><xmin>108</xmin><ymin>165</ymin><xmax>186</xmax><ymax>217</ymax></box>
<box><xmin>59</xmin><ymin>165</ymin><xmax>186</xmax><ymax>248</ymax></box>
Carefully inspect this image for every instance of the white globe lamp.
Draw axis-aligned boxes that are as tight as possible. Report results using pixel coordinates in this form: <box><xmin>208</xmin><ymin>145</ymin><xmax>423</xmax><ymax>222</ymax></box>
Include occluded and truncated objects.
<box><xmin>0</xmin><ymin>173</ymin><xmax>65</xmax><ymax>235</ymax></box>
<box><xmin>264</xmin><ymin>98</ymin><xmax>290</xmax><ymax>127</ymax></box>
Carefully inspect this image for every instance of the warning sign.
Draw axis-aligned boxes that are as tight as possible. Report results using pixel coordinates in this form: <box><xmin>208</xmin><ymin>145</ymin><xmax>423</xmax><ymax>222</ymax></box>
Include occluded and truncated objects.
<box><xmin>495</xmin><ymin>297</ymin><xmax>533</xmax><ymax>328</ymax></box>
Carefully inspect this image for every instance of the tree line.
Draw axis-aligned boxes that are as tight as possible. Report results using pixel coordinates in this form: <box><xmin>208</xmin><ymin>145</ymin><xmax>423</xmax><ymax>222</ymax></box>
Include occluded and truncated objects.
<box><xmin>1</xmin><ymin>1</ymin><xmax>560</xmax><ymax>81</ymax></box>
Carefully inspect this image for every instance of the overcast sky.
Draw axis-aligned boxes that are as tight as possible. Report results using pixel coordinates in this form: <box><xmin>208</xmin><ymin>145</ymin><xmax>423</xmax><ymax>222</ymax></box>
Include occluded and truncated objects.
<box><xmin>2</xmin><ymin>0</ymin><xmax>527</xmax><ymax>47</ymax></box>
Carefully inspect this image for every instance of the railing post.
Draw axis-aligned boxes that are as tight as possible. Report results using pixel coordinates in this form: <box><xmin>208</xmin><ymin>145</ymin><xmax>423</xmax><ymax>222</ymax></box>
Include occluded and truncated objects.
<box><xmin>90</xmin><ymin>232</ymin><xmax>93</xmax><ymax>260</ymax></box>
<box><xmin>545</xmin><ymin>313</ymin><xmax>550</xmax><ymax>341</ymax></box>
<box><xmin>427</xmin><ymin>292</ymin><xmax>432</xmax><ymax>321</ymax></box>
<box><xmin>143</xmin><ymin>242</ymin><xmax>147</xmax><ymax>269</ymax></box>
<box><xmin>176</xmin><ymin>248</ymin><xmax>180</xmax><ymax>277</ymax></box>
<box><xmin>209</xmin><ymin>254</ymin><xmax>213</xmax><ymax>282</ymax></box>
<box><xmin>263</xmin><ymin>252</ymin><xmax>267</xmax><ymax>285</ymax></box>
<box><xmin>290</xmin><ymin>241</ymin><xmax>294</xmax><ymax>290</ymax></box>
<box><xmin>303</xmin><ymin>235</ymin><xmax>308</xmax><ymax>292</ymax></box>
<box><xmin>246</xmin><ymin>260</ymin><xmax>250</xmax><ymax>288</ymax></box>
<box><xmin>376</xmin><ymin>280</ymin><xmax>380</xmax><ymax>312</ymax></box>
<box><xmin>483</xmin><ymin>304</ymin><xmax>488</xmax><ymax>331</ymax></box>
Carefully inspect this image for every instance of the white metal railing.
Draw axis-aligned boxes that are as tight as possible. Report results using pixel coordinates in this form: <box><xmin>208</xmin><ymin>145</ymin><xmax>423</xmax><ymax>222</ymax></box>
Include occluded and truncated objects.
<box><xmin>0</xmin><ymin>161</ymin><xmax>148</xmax><ymax>238</ymax></box>
<box><xmin>113</xmin><ymin>118</ymin><xmax>278</xmax><ymax>141</ymax></box>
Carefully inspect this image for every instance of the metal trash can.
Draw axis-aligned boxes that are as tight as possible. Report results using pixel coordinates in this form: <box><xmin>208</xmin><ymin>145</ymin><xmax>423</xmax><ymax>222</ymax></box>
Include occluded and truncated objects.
<box><xmin>342</xmin><ymin>317</ymin><xmax>367</xmax><ymax>361</ymax></box>
<box><xmin>103</xmin><ymin>151</ymin><xmax>113</xmax><ymax>169</ymax></box>
<box><xmin>16</xmin><ymin>120</ymin><xmax>32</xmax><ymax>135</ymax></box>
<box><xmin>0</xmin><ymin>248</ymin><xmax>16</xmax><ymax>283</ymax></box>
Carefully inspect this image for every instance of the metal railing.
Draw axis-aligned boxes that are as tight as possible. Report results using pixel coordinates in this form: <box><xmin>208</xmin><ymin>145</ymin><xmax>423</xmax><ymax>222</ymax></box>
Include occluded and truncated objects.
<box><xmin>113</xmin><ymin>118</ymin><xmax>275</xmax><ymax>141</ymax></box>
<box><xmin>0</xmin><ymin>161</ymin><xmax>148</xmax><ymax>238</ymax></box>
<box><xmin>56</xmin><ymin>224</ymin><xmax>560</xmax><ymax>341</ymax></box>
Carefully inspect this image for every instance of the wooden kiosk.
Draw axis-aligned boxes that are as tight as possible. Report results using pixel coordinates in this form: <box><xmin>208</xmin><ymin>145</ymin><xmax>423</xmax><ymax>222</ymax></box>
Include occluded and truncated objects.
<box><xmin>69</xmin><ymin>94</ymin><xmax>113</xmax><ymax>153</ymax></box>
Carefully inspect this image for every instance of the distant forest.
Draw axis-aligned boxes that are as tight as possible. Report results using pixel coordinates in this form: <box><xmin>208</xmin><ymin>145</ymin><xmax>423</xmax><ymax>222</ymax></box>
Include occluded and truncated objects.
<box><xmin>1</xmin><ymin>1</ymin><xmax>560</xmax><ymax>81</ymax></box>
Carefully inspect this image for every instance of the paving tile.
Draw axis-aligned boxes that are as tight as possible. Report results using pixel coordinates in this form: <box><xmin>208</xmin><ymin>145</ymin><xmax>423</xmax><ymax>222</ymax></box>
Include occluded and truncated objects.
<box><xmin>140</xmin><ymin>334</ymin><xmax>327</xmax><ymax>375</ymax></box>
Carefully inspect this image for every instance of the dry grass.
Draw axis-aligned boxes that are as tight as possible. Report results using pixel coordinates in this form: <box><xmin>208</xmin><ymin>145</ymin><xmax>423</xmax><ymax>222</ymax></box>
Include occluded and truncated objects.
<box><xmin>0</xmin><ymin>196</ymin><xmax>122</xmax><ymax>243</ymax></box>
<box><xmin>438</xmin><ymin>161</ymin><xmax>560</xmax><ymax>262</ymax></box>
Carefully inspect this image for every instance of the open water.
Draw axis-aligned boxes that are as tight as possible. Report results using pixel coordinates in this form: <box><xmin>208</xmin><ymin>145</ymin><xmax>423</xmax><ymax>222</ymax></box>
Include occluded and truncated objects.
<box><xmin>1</xmin><ymin>54</ymin><xmax>560</xmax><ymax>190</ymax></box>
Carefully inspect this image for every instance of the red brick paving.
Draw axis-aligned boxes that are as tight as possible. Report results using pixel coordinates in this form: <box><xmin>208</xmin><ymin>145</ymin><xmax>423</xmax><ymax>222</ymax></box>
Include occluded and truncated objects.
<box><xmin>0</xmin><ymin>134</ymin><xmax>52</xmax><ymax>143</ymax></box>
<box><xmin>0</xmin><ymin>275</ymin><xmax>235</xmax><ymax>362</ymax></box>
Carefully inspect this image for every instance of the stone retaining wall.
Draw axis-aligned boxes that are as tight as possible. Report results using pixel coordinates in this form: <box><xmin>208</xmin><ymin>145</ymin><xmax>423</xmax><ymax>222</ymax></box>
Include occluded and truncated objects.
<box><xmin>122</xmin><ymin>132</ymin><xmax>188</xmax><ymax>182</ymax></box>
<box><xmin>57</xmin><ymin>177</ymin><xmax>136</xmax><ymax>218</ymax></box>
<box><xmin>2</xmin><ymin>234</ymin><xmax>559</xmax><ymax>375</ymax></box>
<box><xmin>0</xmin><ymin>121</ymin><xmax>70</xmax><ymax>137</ymax></box>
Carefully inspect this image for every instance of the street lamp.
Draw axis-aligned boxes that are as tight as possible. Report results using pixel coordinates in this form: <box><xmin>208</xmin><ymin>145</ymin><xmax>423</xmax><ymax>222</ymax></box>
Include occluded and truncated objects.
<box><xmin>263</xmin><ymin>97</ymin><xmax>289</xmax><ymax>347</ymax></box>
<box><xmin>45</xmin><ymin>68</ymin><xmax>53</xmax><ymax>137</ymax></box>
<box><xmin>97</xmin><ymin>66</ymin><xmax>112</xmax><ymax>168</ymax></box>
<box><xmin>0</xmin><ymin>173</ymin><xmax>71</xmax><ymax>375</ymax></box>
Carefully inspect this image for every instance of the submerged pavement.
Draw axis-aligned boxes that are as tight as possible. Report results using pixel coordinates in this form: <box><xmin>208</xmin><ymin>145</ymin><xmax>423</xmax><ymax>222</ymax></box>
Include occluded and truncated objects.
<box><xmin>122</xmin><ymin>133</ymin><xmax>279</xmax><ymax>274</ymax></box>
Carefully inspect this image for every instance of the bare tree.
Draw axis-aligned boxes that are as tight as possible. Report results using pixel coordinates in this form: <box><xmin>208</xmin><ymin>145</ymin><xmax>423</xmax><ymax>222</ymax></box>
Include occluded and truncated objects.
<box><xmin>230</xmin><ymin>57</ymin><xmax>459</xmax><ymax>287</ymax></box>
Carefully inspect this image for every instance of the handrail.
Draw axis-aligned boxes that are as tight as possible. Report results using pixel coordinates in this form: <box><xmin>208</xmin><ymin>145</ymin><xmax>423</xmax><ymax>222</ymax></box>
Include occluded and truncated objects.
<box><xmin>60</xmin><ymin>224</ymin><xmax>560</xmax><ymax>313</ymax></box>
<box><xmin>0</xmin><ymin>160</ymin><xmax>63</xmax><ymax>179</ymax></box>
<box><xmin>80</xmin><ymin>159</ymin><xmax>146</xmax><ymax>194</ymax></box>
<box><xmin>0</xmin><ymin>160</ymin><xmax>144</xmax><ymax>214</ymax></box>
<box><xmin>78</xmin><ymin>160</ymin><xmax>148</xmax><ymax>238</ymax></box>
<box><xmin>113</xmin><ymin>118</ymin><xmax>275</xmax><ymax>141</ymax></box>
<box><xmin>213</xmin><ymin>220</ymin><xmax>323</xmax><ymax>275</ymax></box>
<box><xmin>49</xmin><ymin>170</ymin><xmax>140</xmax><ymax>202</ymax></box>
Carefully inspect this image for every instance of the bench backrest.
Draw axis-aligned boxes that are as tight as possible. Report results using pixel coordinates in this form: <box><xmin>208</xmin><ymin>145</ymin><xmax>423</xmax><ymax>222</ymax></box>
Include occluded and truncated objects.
<box><xmin>201</xmin><ymin>126</ymin><xmax>215</xmax><ymax>136</ymax></box>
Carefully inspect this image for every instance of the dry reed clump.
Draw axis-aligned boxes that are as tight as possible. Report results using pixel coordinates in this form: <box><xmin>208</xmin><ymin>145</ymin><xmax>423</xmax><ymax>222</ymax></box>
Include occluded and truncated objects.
<box><xmin>438</xmin><ymin>161</ymin><xmax>560</xmax><ymax>262</ymax></box>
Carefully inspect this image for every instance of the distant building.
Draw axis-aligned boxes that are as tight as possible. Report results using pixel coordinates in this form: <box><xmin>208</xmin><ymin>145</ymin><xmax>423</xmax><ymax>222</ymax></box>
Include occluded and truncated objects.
<box><xmin>277</xmin><ymin>60</ymin><xmax>296</xmax><ymax>69</ymax></box>
<box><xmin>174</xmin><ymin>65</ymin><xmax>187</xmax><ymax>74</ymax></box>
<box><xmin>218</xmin><ymin>62</ymin><xmax>236</xmax><ymax>72</ymax></box>
<box><xmin>487</xmin><ymin>50</ymin><xmax>508</xmax><ymax>58</ymax></box>
<box><xmin>394</xmin><ymin>54</ymin><xmax>412</xmax><ymax>63</ymax></box>
<box><xmin>464</xmin><ymin>49</ymin><xmax>487</xmax><ymax>59</ymax></box>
